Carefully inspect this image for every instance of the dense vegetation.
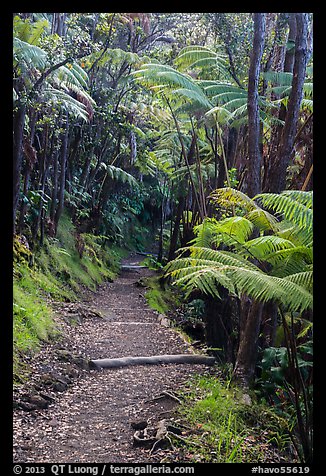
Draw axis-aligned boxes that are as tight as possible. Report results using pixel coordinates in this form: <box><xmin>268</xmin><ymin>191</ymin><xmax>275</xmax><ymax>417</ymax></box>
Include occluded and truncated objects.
<box><xmin>13</xmin><ymin>13</ymin><xmax>313</xmax><ymax>463</ymax></box>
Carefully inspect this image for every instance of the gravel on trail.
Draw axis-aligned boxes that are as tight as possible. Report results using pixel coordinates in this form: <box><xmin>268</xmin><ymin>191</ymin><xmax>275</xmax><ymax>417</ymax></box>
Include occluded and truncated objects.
<box><xmin>13</xmin><ymin>254</ymin><xmax>212</xmax><ymax>463</ymax></box>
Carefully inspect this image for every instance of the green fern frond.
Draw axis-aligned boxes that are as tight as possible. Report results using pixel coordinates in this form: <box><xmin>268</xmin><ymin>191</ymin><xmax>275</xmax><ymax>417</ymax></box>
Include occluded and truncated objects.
<box><xmin>284</xmin><ymin>271</ymin><xmax>313</xmax><ymax>293</ymax></box>
<box><xmin>192</xmin><ymin>219</ymin><xmax>219</xmax><ymax>248</ymax></box>
<box><xmin>246</xmin><ymin>209</ymin><xmax>280</xmax><ymax>233</ymax></box>
<box><xmin>13</xmin><ymin>37</ymin><xmax>48</xmax><ymax>70</ymax></box>
<box><xmin>228</xmin><ymin>266</ymin><xmax>312</xmax><ymax>312</ymax></box>
<box><xmin>13</xmin><ymin>15</ymin><xmax>49</xmax><ymax>45</ymax></box>
<box><xmin>175</xmin><ymin>45</ymin><xmax>229</xmax><ymax>77</ymax></box>
<box><xmin>281</xmin><ymin>190</ymin><xmax>313</xmax><ymax>208</ymax></box>
<box><xmin>171</xmin><ymin>87</ymin><xmax>212</xmax><ymax>108</ymax></box>
<box><xmin>264</xmin><ymin>247</ymin><xmax>312</xmax><ymax>277</ymax></box>
<box><xmin>53</xmin><ymin>62</ymin><xmax>92</xmax><ymax>91</ymax></box>
<box><xmin>210</xmin><ymin>187</ymin><xmax>256</xmax><ymax>212</ymax></box>
<box><xmin>263</xmin><ymin>70</ymin><xmax>294</xmax><ymax>86</ymax></box>
<box><xmin>171</xmin><ymin>264</ymin><xmax>235</xmax><ymax>298</ymax></box>
<box><xmin>165</xmin><ymin>256</ymin><xmax>312</xmax><ymax>312</ymax></box>
<box><xmin>254</xmin><ymin>192</ymin><xmax>313</xmax><ymax>233</ymax></box>
<box><xmin>242</xmin><ymin>235</ymin><xmax>295</xmax><ymax>259</ymax></box>
<box><xmin>41</xmin><ymin>87</ymin><xmax>89</xmax><ymax>121</ymax></box>
<box><xmin>201</xmin><ymin>81</ymin><xmax>245</xmax><ymax>96</ymax></box>
<box><xmin>132</xmin><ymin>63</ymin><xmax>212</xmax><ymax>109</ymax></box>
<box><xmin>185</xmin><ymin>247</ymin><xmax>262</xmax><ymax>272</ymax></box>
<box><xmin>104</xmin><ymin>165</ymin><xmax>137</xmax><ymax>186</ymax></box>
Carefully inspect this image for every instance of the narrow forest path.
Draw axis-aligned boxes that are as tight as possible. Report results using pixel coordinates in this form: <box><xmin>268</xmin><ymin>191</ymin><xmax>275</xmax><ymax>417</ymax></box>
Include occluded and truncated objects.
<box><xmin>13</xmin><ymin>253</ymin><xmax>212</xmax><ymax>463</ymax></box>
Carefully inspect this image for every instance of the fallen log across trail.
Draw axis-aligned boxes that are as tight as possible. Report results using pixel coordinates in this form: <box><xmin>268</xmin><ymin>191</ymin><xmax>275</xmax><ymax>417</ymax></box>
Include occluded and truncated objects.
<box><xmin>90</xmin><ymin>354</ymin><xmax>216</xmax><ymax>369</ymax></box>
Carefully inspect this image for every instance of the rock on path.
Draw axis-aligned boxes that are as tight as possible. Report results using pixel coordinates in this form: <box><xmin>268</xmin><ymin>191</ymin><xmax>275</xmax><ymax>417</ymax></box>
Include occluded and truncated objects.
<box><xmin>13</xmin><ymin>254</ymin><xmax>211</xmax><ymax>463</ymax></box>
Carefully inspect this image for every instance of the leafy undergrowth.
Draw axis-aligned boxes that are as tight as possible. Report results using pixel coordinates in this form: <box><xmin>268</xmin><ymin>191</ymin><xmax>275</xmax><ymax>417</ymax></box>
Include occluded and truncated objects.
<box><xmin>170</xmin><ymin>373</ymin><xmax>296</xmax><ymax>463</ymax></box>
<box><xmin>13</xmin><ymin>211</ymin><xmax>126</xmax><ymax>382</ymax></box>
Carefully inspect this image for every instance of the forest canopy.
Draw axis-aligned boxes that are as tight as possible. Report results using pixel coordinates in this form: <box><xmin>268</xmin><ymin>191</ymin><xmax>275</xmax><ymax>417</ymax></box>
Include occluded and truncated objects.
<box><xmin>13</xmin><ymin>12</ymin><xmax>313</xmax><ymax>464</ymax></box>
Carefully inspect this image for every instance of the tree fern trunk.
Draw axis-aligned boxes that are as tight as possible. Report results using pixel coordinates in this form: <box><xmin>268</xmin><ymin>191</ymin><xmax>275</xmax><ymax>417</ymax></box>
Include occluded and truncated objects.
<box><xmin>233</xmin><ymin>298</ymin><xmax>263</xmax><ymax>387</ymax></box>
<box><xmin>204</xmin><ymin>292</ymin><xmax>238</xmax><ymax>362</ymax></box>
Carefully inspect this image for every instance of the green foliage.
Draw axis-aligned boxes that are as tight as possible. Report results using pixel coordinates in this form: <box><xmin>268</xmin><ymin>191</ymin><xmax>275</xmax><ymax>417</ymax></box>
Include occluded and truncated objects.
<box><xmin>176</xmin><ymin>374</ymin><xmax>292</xmax><ymax>462</ymax></box>
<box><xmin>165</xmin><ymin>189</ymin><xmax>313</xmax><ymax>313</ymax></box>
<box><xmin>13</xmin><ymin>209</ymin><xmax>125</xmax><ymax>381</ymax></box>
<box><xmin>143</xmin><ymin>275</ymin><xmax>182</xmax><ymax>314</ymax></box>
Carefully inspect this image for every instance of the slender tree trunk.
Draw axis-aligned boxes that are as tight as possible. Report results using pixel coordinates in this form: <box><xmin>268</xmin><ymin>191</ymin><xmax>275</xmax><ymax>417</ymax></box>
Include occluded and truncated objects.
<box><xmin>263</xmin><ymin>13</ymin><xmax>297</xmax><ymax>192</ymax></box>
<box><xmin>49</xmin><ymin>149</ymin><xmax>59</xmax><ymax>235</ymax></box>
<box><xmin>13</xmin><ymin>102</ymin><xmax>26</xmax><ymax>233</ymax></box>
<box><xmin>204</xmin><ymin>291</ymin><xmax>238</xmax><ymax>362</ymax></box>
<box><xmin>18</xmin><ymin>110</ymin><xmax>38</xmax><ymax>234</ymax></box>
<box><xmin>246</xmin><ymin>13</ymin><xmax>266</xmax><ymax>198</ymax></box>
<box><xmin>32</xmin><ymin>124</ymin><xmax>49</xmax><ymax>242</ymax></box>
<box><xmin>54</xmin><ymin>115</ymin><xmax>69</xmax><ymax>234</ymax></box>
<box><xmin>168</xmin><ymin>195</ymin><xmax>185</xmax><ymax>261</ymax></box>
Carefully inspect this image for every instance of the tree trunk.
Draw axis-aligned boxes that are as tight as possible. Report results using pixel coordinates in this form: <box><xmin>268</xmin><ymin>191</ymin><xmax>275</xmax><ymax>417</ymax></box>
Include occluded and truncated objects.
<box><xmin>264</xmin><ymin>13</ymin><xmax>309</xmax><ymax>193</ymax></box>
<box><xmin>168</xmin><ymin>195</ymin><xmax>185</xmax><ymax>261</ymax></box>
<box><xmin>246</xmin><ymin>13</ymin><xmax>266</xmax><ymax>198</ymax></box>
<box><xmin>263</xmin><ymin>13</ymin><xmax>297</xmax><ymax>192</ymax></box>
<box><xmin>18</xmin><ymin>110</ymin><xmax>38</xmax><ymax>234</ymax></box>
<box><xmin>49</xmin><ymin>148</ymin><xmax>59</xmax><ymax>236</ymax></box>
<box><xmin>54</xmin><ymin>115</ymin><xmax>69</xmax><ymax>234</ymax></box>
<box><xmin>204</xmin><ymin>291</ymin><xmax>238</xmax><ymax>362</ymax></box>
<box><xmin>233</xmin><ymin>298</ymin><xmax>263</xmax><ymax>387</ymax></box>
<box><xmin>13</xmin><ymin>103</ymin><xmax>26</xmax><ymax>232</ymax></box>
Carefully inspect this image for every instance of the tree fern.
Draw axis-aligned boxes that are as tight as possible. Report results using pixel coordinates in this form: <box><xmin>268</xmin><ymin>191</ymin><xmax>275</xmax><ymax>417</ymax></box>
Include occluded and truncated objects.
<box><xmin>254</xmin><ymin>192</ymin><xmax>313</xmax><ymax>234</ymax></box>
<box><xmin>175</xmin><ymin>45</ymin><xmax>229</xmax><ymax>78</ymax></box>
<box><xmin>13</xmin><ymin>37</ymin><xmax>48</xmax><ymax>72</ymax></box>
<box><xmin>41</xmin><ymin>87</ymin><xmax>90</xmax><ymax>121</ymax></box>
<box><xmin>165</xmin><ymin>188</ymin><xmax>313</xmax><ymax>313</ymax></box>
<box><xmin>166</xmin><ymin>255</ymin><xmax>312</xmax><ymax>312</ymax></box>
<box><xmin>131</xmin><ymin>63</ymin><xmax>213</xmax><ymax>109</ymax></box>
<box><xmin>102</xmin><ymin>164</ymin><xmax>138</xmax><ymax>187</ymax></box>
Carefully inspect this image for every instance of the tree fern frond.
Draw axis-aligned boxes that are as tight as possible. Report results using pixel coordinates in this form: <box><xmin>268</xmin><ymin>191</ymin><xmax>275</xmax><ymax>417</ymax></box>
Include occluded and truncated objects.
<box><xmin>265</xmin><ymin>247</ymin><xmax>312</xmax><ymax>277</ymax></box>
<box><xmin>281</xmin><ymin>190</ymin><xmax>313</xmax><ymax>208</ymax></box>
<box><xmin>13</xmin><ymin>15</ymin><xmax>49</xmax><ymax>45</ymax></box>
<box><xmin>214</xmin><ymin>216</ymin><xmax>255</xmax><ymax>244</ymax></box>
<box><xmin>13</xmin><ymin>37</ymin><xmax>48</xmax><ymax>70</ymax></box>
<box><xmin>186</xmin><ymin>247</ymin><xmax>262</xmax><ymax>272</ymax></box>
<box><xmin>192</xmin><ymin>219</ymin><xmax>219</xmax><ymax>248</ymax></box>
<box><xmin>246</xmin><ymin>209</ymin><xmax>280</xmax><ymax>233</ymax></box>
<box><xmin>242</xmin><ymin>235</ymin><xmax>295</xmax><ymax>260</ymax></box>
<box><xmin>41</xmin><ymin>87</ymin><xmax>89</xmax><ymax>121</ymax></box>
<box><xmin>200</xmin><ymin>81</ymin><xmax>243</xmax><ymax>96</ymax></box>
<box><xmin>228</xmin><ymin>266</ymin><xmax>312</xmax><ymax>312</ymax></box>
<box><xmin>263</xmin><ymin>70</ymin><xmax>294</xmax><ymax>86</ymax></box>
<box><xmin>284</xmin><ymin>271</ymin><xmax>313</xmax><ymax>293</ymax></box>
<box><xmin>104</xmin><ymin>164</ymin><xmax>137</xmax><ymax>186</ymax></box>
<box><xmin>171</xmin><ymin>265</ymin><xmax>235</xmax><ymax>298</ymax></box>
<box><xmin>254</xmin><ymin>192</ymin><xmax>313</xmax><ymax>233</ymax></box>
<box><xmin>175</xmin><ymin>45</ymin><xmax>229</xmax><ymax>76</ymax></box>
<box><xmin>165</xmin><ymin>257</ymin><xmax>312</xmax><ymax>311</ymax></box>
<box><xmin>277</xmin><ymin>223</ymin><xmax>312</xmax><ymax>248</ymax></box>
<box><xmin>210</xmin><ymin>187</ymin><xmax>257</xmax><ymax>212</ymax></box>
<box><xmin>171</xmin><ymin>87</ymin><xmax>212</xmax><ymax>109</ymax></box>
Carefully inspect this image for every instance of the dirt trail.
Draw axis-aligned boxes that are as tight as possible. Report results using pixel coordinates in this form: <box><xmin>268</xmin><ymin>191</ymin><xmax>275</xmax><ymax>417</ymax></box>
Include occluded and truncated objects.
<box><xmin>13</xmin><ymin>254</ymin><xmax>211</xmax><ymax>463</ymax></box>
